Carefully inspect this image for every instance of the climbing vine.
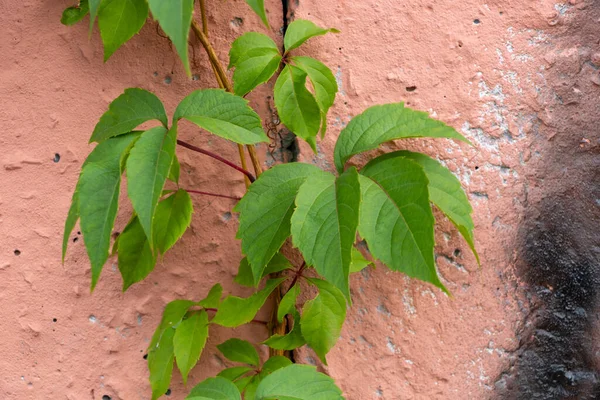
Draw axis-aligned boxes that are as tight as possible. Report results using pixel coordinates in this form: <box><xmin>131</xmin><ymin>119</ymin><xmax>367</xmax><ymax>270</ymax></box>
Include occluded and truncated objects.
<box><xmin>61</xmin><ymin>1</ymin><xmax>477</xmax><ymax>398</ymax></box>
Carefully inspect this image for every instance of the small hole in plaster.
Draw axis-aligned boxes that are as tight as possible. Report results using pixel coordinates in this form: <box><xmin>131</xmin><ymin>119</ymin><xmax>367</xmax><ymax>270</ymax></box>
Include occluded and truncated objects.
<box><xmin>192</xmin><ymin>74</ymin><xmax>199</xmax><ymax>81</ymax></box>
<box><xmin>102</xmin><ymin>396</ymin><xmax>112</xmax><ymax>400</ymax></box>
<box><xmin>72</xmin><ymin>237</ymin><xmax>78</xmax><ymax>243</ymax></box>
<box><xmin>77</xmin><ymin>231</ymin><xmax>81</xmax><ymax>235</ymax></box>
<box><xmin>14</xmin><ymin>249</ymin><xmax>21</xmax><ymax>256</ymax></box>
<box><xmin>230</xmin><ymin>17</ymin><xmax>243</xmax><ymax>28</ymax></box>
<box><xmin>405</xmin><ymin>86</ymin><xmax>417</xmax><ymax>92</ymax></box>
<box><xmin>454</xmin><ymin>249</ymin><xmax>462</xmax><ymax>257</ymax></box>
<box><xmin>473</xmin><ymin>19</ymin><xmax>481</xmax><ymax>24</ymax></box>
<box><xmin>143</xmin><ymin>353</ymin><xmax>148</xmax><ymax>360</ymax></box>
<box><xmin>53</xmin><ymin>153</ymin><xmax>61</xmax><ymax>163</ymax></box>
<box><xmin>153</xmin><ymin>72</ymin><xmax>158</xmax><ymax>77</ymax></box>
<box><xmin>338</xmin><ymin>47</ymin><xmax>342</xmax><ymax>51</ymax></box>
<box><xmin>164</xmin><ymin>76</ymin><xmax>172</xmax><ymax>85</ymax></box>
<box><xmin>52</xmin><ymin>318</ymin><xmax>57</xmax><ymax>323</ymax></box>
<box><xmin>165</xmin><ymin>388</ymin><xmax>172</xmax><ymax>396</ymax></box>
<box><xmin>458</xmin><ymin>41</ymin><xmax>463</xmax><ymax>48</ymax></box>
<box><xmin>475</xmin><ymin>166</ymin><xmax>479</xmax><ymax>170</ymax></box>
<box><xmin>499</xmin><ymin>11</ymin><xmax>504</xmax><ymax>15</ymax></box>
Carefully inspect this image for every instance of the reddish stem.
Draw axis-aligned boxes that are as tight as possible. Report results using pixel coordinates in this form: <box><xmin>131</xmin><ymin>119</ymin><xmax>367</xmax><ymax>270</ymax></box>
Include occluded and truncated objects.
<box><xmin>204</xmin><ymin>308</ymin><xmax>267</xmax><ymax>325</ymax></box>
<box><xmin>185</xmin><ymin>189</ymin><xmax>241</xmax><ymax>201</ymax></box>
<box><xmin>285</xmin><ymin>262</ymin><xmax>306</xmax><ymax>294</ymax></box>
<box><xmin>177</xmin><ymin>139</ymin><xmax>256</xmax><ymax>182</ymax></box>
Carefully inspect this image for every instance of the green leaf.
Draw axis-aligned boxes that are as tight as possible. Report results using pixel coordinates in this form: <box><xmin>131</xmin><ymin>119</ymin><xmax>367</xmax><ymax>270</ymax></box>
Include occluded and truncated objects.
<box><xmin>98</xmin><ymin>0</ymin><xmax>148</xmax><ymax>61</ymax></box>
<box><xmin>90</xmin><ymin>88</ymin><xmax>168</xmax><ymax>143</ymax></box>
<box><xmin>236</xmin><ymin>253</ymin><xmax>293</xmax><ymax>287</ymax></box>
<box><xmin>117</xmin><ymin>216</ymin><xmax>157</xmax><ymax>290</ymax></box>
<box><xmin>242</xmin><ymin>377</ymin><xmax>259</xmax><ymax>400</ymax></box>
<box><xmin>62</xmin><ymin>189</ymin><xmax>79</xmax><ymax>262</ymax></box>
<box><xmin>264</xmin><ymin>311</ymin><xmax>305</xmax><ymax>351</ymax></box>
<box><xmin>283</xmin><ymin>19</ymin><xmax>339</xmax><ymax>53</ymax></box>
<box><xmin>217</xmin><ymin>338</ymin><xmax>260</xmax><ymax>367</ymax></box>
<box><xmin>168</xmin><ymin>155</ymin><xmax>181</xmax><ymax>183</ymax></box>
<box><xmin>148</xmin><ymin>0</ymin><xmax>194</xmax><ymax>76</ymax></box>
<box><xmin>274</xmin><ymin>65</ymin><xmax>321</xmax><ymax>151</ymax></box>
<box><xmin>234</xmin><ymin>163</ymin><xmax>322</xmax><ymax>283</ymax></box>
<box><xmin>291</xmin><ymin>167</ymin><xmax>360</xmax><ymax>298</ymax></box>
<box><xmin>148</xmin><ymin>326</ymin><xmax>175</xmax><ymax>400</ymax></box>
<box><xmin>349</xmin><ymin>247</ymin><xmax>373</xmax><ymax>273</ymax></box>
<box><xmin>126</xmin><ymin>125</ymin><xmax>177</xmax><ymax>247</ymax></box>
<box><xmin>234</xmin><ymin>257</ymin><xmax>255</xmax><ymax>287</ymax></box>
<box><xmin>384</xmin><ymin>151</ymin><xmax>478</xmax><ymax>263</ymax></box>
<box><xmin>149</xmin><ymin>300</ymin><xmax>197</xmax><ymax>351</ymax></box>
<box><xmin>174</xmin><ymin>89</ymin><xmax>269</xmax><ymax>144</ymax></box>
<box><xmin>212</xmin><ymin>279</ymin><xmax>285</xmax><ymax>327</ymax></box>
<box><xmin>229</xmin><ymin>33</ymin><xmax>282</xmax><ymax>97</ymax></box>
<box><xmin>255</xmin><ymin>364</ymin><xmax>344</xmax><ymax>400</ymax></box>
<box><xmin>89</xmin><ymin>0</ymin><xmax>101</xmax><ymax>33</ymax></box>
<box><xmin>217</xmin><ymin>366</ymin><xmax>254</xmax><ymax>382</ymax></box>
<box><xmin>61</xmin><ymin>0</ymin><xmax>89</xmax><ymax>26</ymax></box>
<box><xmin>236</xmin><ymin>376</ymin><xmax>255</xmax><ymax>394</ymax></box>
<box><xmin>198</xmin><ymin>283</ymin><xmax>223</xmax><ymax>309</ymax></box>
<box><xmin>300</xmin><ymin>279</ymin><xmax>346</xmax><ymax>364</ymax></box>
<box><xmin>263</xmin><ymin>253</ymin><xmax>294</xmax><ymax>276</ymax></box>
<box><xmin>277</xmin><ymin>284</ymin><xmax>299</xmax><ymax>323</ymax></box>
<box><xmin>174</xmin><ymin>310</ymin><xmax>209</xmax><ymax>384</ymax></box>
<box><xmin>358</xmin><ymin>157</ymin><xmax>445</xmax><ymax>291</ymax></box>
<box><xmin>186</xmin><ymin>377</ymin><xmax>242</xmax><ymax>400</ymax></box>
<box><xmin>291</xmin><ymin>56</ymin><xmax>337</xmax><ymax>137</ymax></box>
<box><xmin>78</xmin><ymin>133</ymin><xmax>140</xmax><ymax>289</ymax></box>
<box><xmin>333</xmin><ymin>103</ymin><xmax>471</xmax><ymax>173</ymax></box>
<box><xmin>261</xmin><ymin>356</ymin><xmax>292</xmax><ymax>375</ymax></box>
<box><xmin>153</xmin><ymin>189</ymin><xmax>193</xmax><ymax>254</ymax></box>
<box><xmin>244</xmin><ymin>0</ymin><xmax>269</xmax><ymax>27</ymax></box>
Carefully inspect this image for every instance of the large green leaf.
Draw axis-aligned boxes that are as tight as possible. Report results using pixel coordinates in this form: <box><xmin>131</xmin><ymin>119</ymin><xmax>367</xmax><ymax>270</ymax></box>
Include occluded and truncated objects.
<box><xmin>333</xmin><ymin>103</ymin><xmax>471</xmax><ymax>173</ymax></box>
<box><xmin>274</xmin><ymin>65</ymin><xmax>321</xmax><ymax>151</ymax></box>
<box><xmin>244</xmin><ymin>0</ymin><xmax>269</xmax><ymax>27</ymax></box>
<box><xmin>381</xmin><ymin>151</ymin><xmax>478</xmax><ymax>263</ymax></box>
<box><xmin>98</xmin><ymin>0</ymin><xmax>148</xmax><ymax>61</ymax></box>
<box><xmin>359</xmin><ymin>156</ymin><xmax>445</xmax><ymax>291</ymax></box>
<box><xmin>126</xmin><ymin>125</ymin><xmax>177</xmax><ymax>247</ymax></box>
<box><xmin>291</xmin><ymin>56</ymin><xmax>337</xmax><ymax>137</ymax></box>
<box><xmin>90</xmin><ymin>88</ymin><xmax>168</xmax><ymax>143</ymax></box>
<box><xmin>283</xmin><ymin>19</ymin><xmax>339</xmax><ymax>53</ymax></box>
<box><xmin>117</xmin><ymin>216</ymin><xmax>157</xmax><ymax>290</ymax></box>
<box><xmin>211</xmin><ymin>279</ymin><xmax>285</xmax><ymax>327</ymax></box>
<box><xmin>148</xmin><ymin>325</ymin><xmax>175</xmax><ymax>400</ymax></box>
<box><xmin>153</xmin><ymin>189</ymin><xmax>193</xmax><ymax>254</ymax></box>
<box><xmin>186</xmin><ymin>377</ymin><xmax>242</xmax><ymax>400</ymax></box>
<box><xmin>173</xmin><ymin>310</ymin><xmax>209</xmax><ymax>384</ymax></box>
<box><xmin>291</xmin><ymin>168</ymin><xmax>360</xmax><ymax>298</ymax></box>
<box><xmin>174</xmin><ymin>89</ymin><xmax>269</xmax><ymax>144</ymax></box>
<box><xmin>300</xmin><ymin>279</ymin><xmax>346</xmax><ymax>364</ymax></box>
<box><xmin>62</xmin><ymin>189</ymin><xmax>80</xmax><ymax>262</ymax></box>
<box><xmin>61</xmin><ymin>0</ymin><xmax>89</xmax><ymax>26</ymax></box>
<box><xmin>217</xmin><ymin>338</ymin><xmax>260</xmax><ymax>367</ymax></box>
<box><xmin>255</xmin><ymin>364</ymin><xmax>344</xmax><ymax>400</ymax></box>
<box><xmin>149</xmin><ymin>299</ymin><xmax>197</xmax><ymax>351</ymax></box>
<box><xmin>148</xmin><ymin>0</ymin><xmax>194</xmax><ymax>75</ymax></box>
<box><xmin>263</xmin><ymin>311</ymin><xmax>305</xmax><ymax>351</ymax></box>
<box><xmin>234</xmin><ymin>163</ymin><xmax>322</xmax><ymax>283</ymax></box>
<box><xmin>78</xmin><ymin>133</ymin><xmax>140</xmax><ymax>289</ymax></box>
<box><xmin>229</xmin><ymin>33</ymin><xmax>282</xmax><ymax>97</ymax></box>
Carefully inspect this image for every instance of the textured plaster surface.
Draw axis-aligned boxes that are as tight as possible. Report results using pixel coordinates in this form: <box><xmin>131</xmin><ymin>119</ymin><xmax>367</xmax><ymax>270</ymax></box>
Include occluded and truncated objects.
<box><xmin>1</xmin><ymin>0</ymin><xmax>598</xmax><ymax>399</ymax></box>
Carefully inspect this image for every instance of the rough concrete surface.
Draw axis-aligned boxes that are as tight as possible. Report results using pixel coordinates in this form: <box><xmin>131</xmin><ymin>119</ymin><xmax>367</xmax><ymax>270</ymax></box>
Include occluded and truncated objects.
<box><xmin>0</xmin><ymin>0</ymin><xmax>598</xmax><ymax>399</ymax></box>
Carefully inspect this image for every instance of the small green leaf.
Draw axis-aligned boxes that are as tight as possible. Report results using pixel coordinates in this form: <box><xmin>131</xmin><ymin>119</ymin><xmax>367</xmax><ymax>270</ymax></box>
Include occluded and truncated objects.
<box><xmin>61</xmin><ymin>0</ymin><xmax>89</xmax><ymax>26</ymax></box>
<box><xmin>384</xmin><ymin>151</ymin><xmax>479</xmax><ymax>263</ymax></box>
<box><xmin>148</xmin><ymin>326</ymin><xmax>175</xmax><ymax>400</ymax></box>
<box><xmin>98</xmin><ymin>0</ymin><xmax>148</xmax><ymax>61</ymax></box>
<box><xmin>236</xmin><ymin>376</ymin><xmax>255</xmax><ymax>394</ymax></box>
<box><xmin>291</xmin><ymin>167</ymin><xmax>360</xmax><ymax>298</ymax></box>
<box><xmin>153</xmin><ymin>189</ymin><xmax>193</xmax><ymax>254</ymax></box>
<box><xmin>217</xmin><ymin>338</ymin><xmax>260</xmax><ymax>367</ymax></box>
<box><xmin>236</xmin><ymin>253</ymin><xmax>293</xmax><ymax>287</ymax></box>
<box><xmin>174</xmin><ymin>89</ymin><xmax>269</xmax><ymax>144</ymax></box>
<box><xmin>284</xmin><ymin>19</ymin><xmax>339</xmax><ymax>53</ymax></box>
<box><xmin>148</xmin><ymin>0</ymin><xmax>194</xmax><ymax>76</ymax></box>
<box><xmin>217</xmin><ymin>366</ymin><xmax>254</xmax><ymax>382</ymax></box>
<box><xmin>277</xmin><ymin>284</ymin><xmax>299</xmax><ymax>323</ymax></box>
<box><xmin>349</xmin><ymin>247</ymin><xmax>373</xmax><ymax>273</ymax></box>
<box><xmin>174</xmin><ymin>310</ymin><xmax>209</xmax><ymax>384</ymax></box>
<box><xmin>334</xmin><ymin>103</ymin><xmax>471</xmax><ymax>173</ymax></box>
<box><xmin>255</xmin><ymin>364</ymin><xmax>344</xmax><ymax>400</ymax></box>
<box><xmin>62</xmin><ymin>190</ymin><xmax>80</xmax><ymax>262</ymax></box>
<box><xmin>263</xmin><ymin>311</ymin><xmax>306</xmax><ymax>351</ymax></box>
<box><xmin>212</xmin><ymin>279</ymin><xmax>285</xmax><ymax>327</ymax></box>
<box><xmin>89</xmin><ymin>0</ymin><xmax>101</xmax><ymax>33</ymax></box>
<box><xmin>126</xmin><ymin>125</ymin><xmax>177</xmax><ymax>247</ymax></box>
<box><xmin>186</xmin><ymin>377</ymin><xmax>242</xmax><ymax>400</ymax></box>
<box><xmin>168</xmin><ymin>155</ymin><xmax>181</xmax><ymax>183</ymax></box>
<box><xmin>235</xmin><ymin>163</ymin><xmax>322</xmax><ymax>283</ymax></box>
<box><xmin>274</xmin><ymin>65</ymin><xmax>321</xmax><ymax>151</ymax></box>
<box><xmin>90</xmin><ymin>88</ymin><xmax>168</xmax><ymax>143</ymax></box>
<box><xmin>78</xmin><ymin>133</ymin><xmax>140</xmax><ymax>289</ymax></box>
<box><xmin>300</xmin><ymin>279</ymin><xmax>346</xmax><ymax>364</ymax></box>
<box><xmin>260</xmin><ymin>356</ymin><xmax>292</xmax><ymax>375</ymax></box>
<box><xmin>244</xmin><ymin>0</ymin><xmax>269</xmax><ymax>27</ymax></box>
<box><xmin>242</xmin><ymin>376</ymin><xmax>259</xmax><ymax>400</ymax></box>
<box><xmin>198</xmin><ymin>283</ymin><xmax>223</xmax><ymax>309</ymax></box>
<box><xmin>234</xmin><ymin>257</ymin><xmax>255</xmax><ymax>287</ymax></box>
<box><xmin>359</xmin><ymin>157</ymin><xmax>445</xmax><ymax>291</ymax></box>
<box><xmin>149</xmin><ymin>300</ymin><xmax>197</xmax><ymax>351</ymax></box>
<box><xmin>117</xmin><ymin>216</ymin><xmax>157</xmax><ymax>291</ymax></box>
<box><xmin>263</xmin><ymin>253</ymin><xmax>294</xmax><ymax>276</ymax></box>
<box><xmin>229</xmin><ymin>33</ymin><xmax>281</xmax><ymax>96</ymax></box>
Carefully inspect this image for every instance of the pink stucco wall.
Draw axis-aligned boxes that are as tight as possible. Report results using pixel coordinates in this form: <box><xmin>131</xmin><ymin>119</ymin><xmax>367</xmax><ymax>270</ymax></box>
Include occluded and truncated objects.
<box><xmin>2</xmin><ymin>0</ymin><xmax>599</xmax><ymax>399</ymax></box>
